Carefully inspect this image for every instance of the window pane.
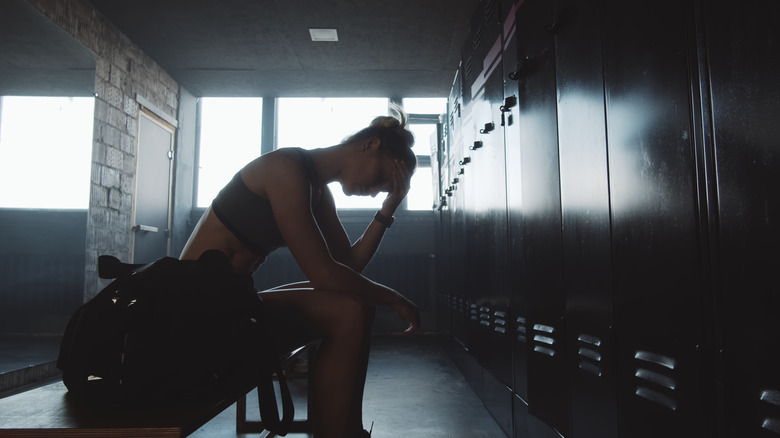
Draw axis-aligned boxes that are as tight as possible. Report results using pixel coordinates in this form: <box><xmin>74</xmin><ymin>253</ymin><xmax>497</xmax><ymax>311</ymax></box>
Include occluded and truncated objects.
<box><xmin>197</xmin><ymin>97</ymin><xmax>262</xmax><ymax>207</ymax></box>
<box><xmin>0</xmin><ymin>96</ymin><xmax>94</xmax><ymax>209</ymax></box>
<box><xmin>278</xmin><ymin>97</ymin><xmax>388</xmax><ymax>209</ymax></box>
<box><xmin>407</xmin><ymin>167</ymin><xmax>434</xmax><ymax>211</ymax></box>
<box><xmin>408</xmin><ymin>123</ymin><xmax>438</xmax><ymax>158</ymax></box>
<box><xmin>277</xmin><ymin>98</ymin><xmax>388</xmax><ymax>150</ymax></box>
<box><xmin>402</xmin><ymin>97</ymin><xmax>447</xmax><ymax>115</ymax></box>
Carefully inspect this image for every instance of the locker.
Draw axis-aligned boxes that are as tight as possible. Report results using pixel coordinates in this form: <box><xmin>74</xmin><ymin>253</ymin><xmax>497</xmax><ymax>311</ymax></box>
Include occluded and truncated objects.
<box><xmin>513</xmin><ymin>0</ymin><xmax>569</xmax><ymax>434</ymax></box>
<box><xmin>502</xmin><ymin>9</ymin><xmax>528</xmax><ymax>405</ymax></box>
<box><xmin>553</xmin><ymin>1</ymin><xmax>619</xmax><ymax>437</ymax></box>
<box><xmin>705</xmin><ymin>1</ymin><xmax>780</xmax><ymax>436</ymax></box>
<box><xmin>603</xmin><ymin>0</ymin><xmax>707</xmax><ymax>436</ymax></box>
<box><xmin>471</xmin><ymin>53</ymin><xmax>512</xmax><ymax>387</ymax></box>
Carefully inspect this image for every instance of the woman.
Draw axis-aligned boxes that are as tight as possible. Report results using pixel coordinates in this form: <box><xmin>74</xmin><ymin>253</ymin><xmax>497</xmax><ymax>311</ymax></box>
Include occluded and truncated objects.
<box><xmin>180</xmin><ymin>107</ymin><xmax>421</xmax><ymax>438</ymax></box>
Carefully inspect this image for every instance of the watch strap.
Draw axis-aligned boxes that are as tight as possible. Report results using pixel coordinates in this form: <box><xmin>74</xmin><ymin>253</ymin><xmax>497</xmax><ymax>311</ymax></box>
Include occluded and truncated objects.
<box><xmin>374</xmin><ymin>211</ymin><xmax>395</xmax><ymax>228</ymax></box>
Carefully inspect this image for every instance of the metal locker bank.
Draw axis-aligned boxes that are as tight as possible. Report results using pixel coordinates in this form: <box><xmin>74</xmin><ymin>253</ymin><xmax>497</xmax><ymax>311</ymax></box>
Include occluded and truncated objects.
<box><xmin>433</xmin><ymin>0</ymin><xmax>780</xmax><ymax>437</ymax></box>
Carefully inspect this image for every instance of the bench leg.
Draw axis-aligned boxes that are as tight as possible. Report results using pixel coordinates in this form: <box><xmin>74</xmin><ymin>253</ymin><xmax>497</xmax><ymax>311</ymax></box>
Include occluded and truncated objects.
<box><xmin>236</xmin><ymin>344</ymin><xmax>318</xmax><ymax>436</ymax></box>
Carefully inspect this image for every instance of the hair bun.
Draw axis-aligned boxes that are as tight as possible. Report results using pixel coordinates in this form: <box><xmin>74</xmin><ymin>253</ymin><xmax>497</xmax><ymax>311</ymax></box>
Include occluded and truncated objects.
<box><xmin>369</xmin><ymin>116</ymin><xmax>401</xmax><ymax>129</ymax></box>
<box><xmin>370</xmin><ymin>102</ymin><xmax>408</xmax><ymax>130</ymax></box>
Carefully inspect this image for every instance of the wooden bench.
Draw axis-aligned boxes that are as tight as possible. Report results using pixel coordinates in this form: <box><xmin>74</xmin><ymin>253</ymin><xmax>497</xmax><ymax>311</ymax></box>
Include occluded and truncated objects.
<box><xmin>0</xmin><ymin>343</ymin><xmax>316</xmax><ymax>437</ymax></box>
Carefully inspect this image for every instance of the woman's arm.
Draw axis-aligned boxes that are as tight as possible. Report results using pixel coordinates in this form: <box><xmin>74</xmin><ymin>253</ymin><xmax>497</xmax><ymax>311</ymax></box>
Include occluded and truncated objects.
<box><xmin>262</xmin><ymin>154</ymin><xmax>420</xmax><ymax>332</ymax></box>
<box><xmin>315</xmin><ymin>159</ymin><xmax>411</xmax><ymax>273</ymax></box>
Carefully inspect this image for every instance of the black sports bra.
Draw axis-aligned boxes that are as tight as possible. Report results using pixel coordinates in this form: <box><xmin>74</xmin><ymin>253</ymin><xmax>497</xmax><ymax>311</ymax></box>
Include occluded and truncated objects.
<box><xmin>211</xmin><ymin>148</ymin><xmax>317</xmax><ymax>256</ymax></box>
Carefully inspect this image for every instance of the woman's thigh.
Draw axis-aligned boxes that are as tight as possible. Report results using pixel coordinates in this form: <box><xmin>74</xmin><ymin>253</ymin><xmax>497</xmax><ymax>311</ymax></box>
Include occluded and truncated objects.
<box><xmin>258</xmin><ymin>288</ymin><xmax>367</xmax><ymax>353</ymax></box>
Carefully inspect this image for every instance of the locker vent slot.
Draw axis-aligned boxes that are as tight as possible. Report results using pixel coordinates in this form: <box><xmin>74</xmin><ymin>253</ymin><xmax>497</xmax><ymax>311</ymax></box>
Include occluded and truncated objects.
<box><xmin>469</xmin><ymin>303</ymin><xmax>478</xmax><ymax>320</ymax></box>
<box><xmin>463</xmin><ymin>57</ymin><xmax>473</xmax><ymax>84</ymax></box>
<box><xmin>534</xmin><ymin>346</ymin><xmax>556</xmax><ymax>357</ymax></box>
<box><xmin>633</xmin><ymin>349</ymin><xmax>679</xmax><ymax>410</ymax></box>
<box><xmin>533</xmin><ymin>335</ymin><xmax>555</xmax><ymax>345</ymax></box>
<box><xmin>516</xmin><ymin>316</ymin><xmax>527</xmax><ymax>343</ymax></box>
<box><xmin>578</xmin><ymin>347</ymin><xmax>601</xmax><ymax>362</ymax></box>
<box><xmin>472</xmin><ymin>26</ymin><xmax>484</xmax><ymax>53</ymax></box>
<box><xmin>762</xmin><ymin>390</ymin><xmax>780</xmax><ymax>407</ymax></box>
<box><xmin>531</xmin><ymin>324</ymin><xmax>557</xmax><ymax>357</ymax></box>
<box><xmin>635</xmin><ymin>386</ymin><xmax>678</xmax><ymax>411</ymax></box>
<box><xmin>635</xmin><ymin>350</ymin><xmax>676</xmax><ymax>369</ymax></box>
<box><xmin>577</xmin><ymin>334</ymin><xmax>604</xmax><ymax>377</ymax></box>
<box><xmin>763</xmin><ymin>419</ymin><xmax>780</xmax><ymax>434</ymax></box>
<box><xmin>578</xmin><ymin>334</ymin><xmax>602</xmax><ymax>346</ymax></box>
<box><xmin>533</xmin><ymin>323</ymin><xmax>555</xmax><ymax>333</ymax></box>
<box><xmin>579</xmin><ymin>361</ymin><xmax>602</xmax><ymax>377</ymax></box>
<box><xmin>485</xmin><ymin>0</ymin><xmax>498</xmax><ymax>24</ymax></box>
<box><xmin>761</xmin><ymin>390</ymin><xmax>780</xmax><ymax>434</ymax></box>
<box><xmin>635</xmin><ymin>368</ymin><xmax>676</xmax><ymax>390</ymax></box>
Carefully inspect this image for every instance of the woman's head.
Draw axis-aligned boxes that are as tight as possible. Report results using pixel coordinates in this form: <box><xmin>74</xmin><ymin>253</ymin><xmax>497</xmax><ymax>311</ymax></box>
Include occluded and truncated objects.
<box><xmin>344</xmin><ymin>104</ymin><xmax>417</xmax><ymax>173</ymax></box>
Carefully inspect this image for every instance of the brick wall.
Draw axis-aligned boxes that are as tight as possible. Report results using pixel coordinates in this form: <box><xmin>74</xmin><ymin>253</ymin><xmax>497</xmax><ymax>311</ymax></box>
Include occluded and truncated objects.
<box><xmin>26</xmin><ymin>0</ymin><xmax>180</xmax><ymax>300</ymax></box>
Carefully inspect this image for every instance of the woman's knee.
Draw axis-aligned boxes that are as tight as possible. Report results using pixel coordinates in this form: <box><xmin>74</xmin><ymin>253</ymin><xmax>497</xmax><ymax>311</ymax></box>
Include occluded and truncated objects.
<box><xmin>327</xmin><ymin>292</ymin><xmax>375</xmax><ymax>335</ymax></box>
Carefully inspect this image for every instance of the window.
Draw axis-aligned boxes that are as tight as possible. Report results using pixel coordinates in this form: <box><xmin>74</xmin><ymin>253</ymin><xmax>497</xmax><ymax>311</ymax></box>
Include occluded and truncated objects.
<box><xmin>196</xmin><ymin>97</ymin><xmax>262</xmax><ymax>207</ymax></box>
<box><xmin>277</xmin><ymin>97</ymin><xmax>389</xmax><ymax>209</ymax></box>
<box><xmin>195</xmin><ymin>96</ymin><xmax>445</xmax><ymax>211</ymax></box>
<box><xmin>403</xmin><ymin>97</ymin><xmax>446</xmax><ymax>211</ymax></box>
<box><xmin>0</xmin><ymin>96</ymin><xmax>94</xmax><ymax>209</ymax></box>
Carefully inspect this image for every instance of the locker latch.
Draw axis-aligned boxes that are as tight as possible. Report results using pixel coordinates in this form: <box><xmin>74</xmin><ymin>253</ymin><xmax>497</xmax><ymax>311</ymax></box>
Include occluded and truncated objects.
<box><xmin>500</xmin><ymin>96</ymin><xmax>517</xmax><ymax>112</ymax></box>
<box><xmin>479</xmin><ymin>122</ymin><xmax>495</xmax><ymax>134</ymax></box>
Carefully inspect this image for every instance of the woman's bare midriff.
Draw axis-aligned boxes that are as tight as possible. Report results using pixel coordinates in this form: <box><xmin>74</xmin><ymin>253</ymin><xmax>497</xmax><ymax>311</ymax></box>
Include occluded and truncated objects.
<box><xmin>180</xmin><ymin>207</ymin><xmax>269</xmax><ymax>274</ymax></box>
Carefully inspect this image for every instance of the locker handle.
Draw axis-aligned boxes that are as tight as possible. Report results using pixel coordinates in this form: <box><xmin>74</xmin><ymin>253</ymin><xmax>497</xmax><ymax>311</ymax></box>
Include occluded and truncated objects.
<box><xmin>508</xmin><ymin>49</ymin><xmax>547</xmax><ymax>81</ymax></box>
<box><xmin>546</xmin><ymin>5</ymin><xmax>577</xmax><ymax>35</ymax></box>
<box><xmin>500</xmin><ymin>96</ymin><xmax>517</xmax><ymax>112</ymax></box>
<box><xmin>469</xmin><ymin>141</ymin><xmax>483</xmax><ymax>151</ymax></box>
<box><xmin>479</xmin><ymin>122</ymin><xmax>495</xmax><ymax>134</ymax></box>
<box><xmin>132</xmin><ymin>224</ymin><xmax>159</xmax><ymax>233</ymax></box>
<box><xmin>508</xmin><ymin>57</ymin><xmax>533</xmax><ymax>81</ymax></box>
<box><xmin>459</xmin><ymin>157</ymin><xmax>471</xmax><ymax>166</ymax></box>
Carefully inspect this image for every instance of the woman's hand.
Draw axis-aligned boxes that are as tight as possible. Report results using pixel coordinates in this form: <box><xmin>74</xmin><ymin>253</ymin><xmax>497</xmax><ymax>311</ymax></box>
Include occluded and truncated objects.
<box><xmin>391</xmin><ymin>292</ymin><xmax>421</xmax><ymax>334</ymax></box>
<box><xmin>382</xmin><ymin>160</ymin><xmax>411</xmax><ymax>214</ymax></box>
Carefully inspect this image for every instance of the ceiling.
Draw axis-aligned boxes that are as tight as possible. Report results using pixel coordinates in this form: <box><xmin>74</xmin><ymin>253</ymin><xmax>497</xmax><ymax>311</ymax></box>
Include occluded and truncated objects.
<box><xmin>87</xmin><ymin>0</ymin><xmax>480</xmax><ymax>98</ymax></box>
<box><xmin>0</xmin><ymin>0</ymin><xmax>96</xmax><ymax>96</ymax></box>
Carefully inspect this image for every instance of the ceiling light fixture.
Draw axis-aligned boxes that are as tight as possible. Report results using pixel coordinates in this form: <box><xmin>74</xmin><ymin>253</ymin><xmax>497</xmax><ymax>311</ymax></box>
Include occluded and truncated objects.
<box><xmin>309</xmin><ymin>28</ymin><xmax>338</xmax><ymax>42</ymax></box>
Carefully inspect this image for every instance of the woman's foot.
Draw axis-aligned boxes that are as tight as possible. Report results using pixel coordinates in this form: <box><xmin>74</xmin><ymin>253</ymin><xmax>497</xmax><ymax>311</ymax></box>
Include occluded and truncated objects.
<box><xmin>358</xmin><ymin>421</ymin><xmax>373</xmax><ymax>437</ymax></box>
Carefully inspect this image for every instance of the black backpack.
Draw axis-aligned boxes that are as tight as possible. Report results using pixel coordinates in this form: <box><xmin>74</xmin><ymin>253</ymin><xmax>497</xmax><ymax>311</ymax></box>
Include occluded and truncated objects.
<box><xmin>57</xmin><ymin>249</ymin><xmax>293</xmax><ymax>435</ymax></box>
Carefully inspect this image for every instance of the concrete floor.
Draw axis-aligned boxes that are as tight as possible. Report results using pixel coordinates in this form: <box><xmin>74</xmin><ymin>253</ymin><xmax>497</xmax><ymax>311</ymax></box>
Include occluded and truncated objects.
<box><xmin>191</xmin><ymin>335</ymin><xmax>508</xmax><ymax>438</ymax></box>
<box><xmin>0</xmin><ymin>334</ymin><xmax>507</xmax><ymax>437</ymax></box>
<box><xmin>0</xmin><ymin>335</ymin><xmax>61</xmax><ymax>374</ymax></box>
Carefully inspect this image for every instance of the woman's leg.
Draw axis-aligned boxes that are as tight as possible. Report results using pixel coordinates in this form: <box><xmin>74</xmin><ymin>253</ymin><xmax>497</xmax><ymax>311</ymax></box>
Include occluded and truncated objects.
<box><xmin>259</xmin><ymin>287</ymin><xmax>374</xmax><ymax>438</ymax></box>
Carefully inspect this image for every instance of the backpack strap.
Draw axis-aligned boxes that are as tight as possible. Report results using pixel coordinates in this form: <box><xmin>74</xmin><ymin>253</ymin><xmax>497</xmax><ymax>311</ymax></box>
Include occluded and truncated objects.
<box><xmin>257</xmin><ymin>363</ymin><xmax>295</xmax><ymax>436</ymax></box>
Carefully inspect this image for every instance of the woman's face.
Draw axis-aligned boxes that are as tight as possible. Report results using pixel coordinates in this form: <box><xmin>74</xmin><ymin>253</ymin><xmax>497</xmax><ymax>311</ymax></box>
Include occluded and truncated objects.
<box><xmin>342</xmin><ymin>152</ymin><xmax>397</xmax><ymax>198</ymax></box>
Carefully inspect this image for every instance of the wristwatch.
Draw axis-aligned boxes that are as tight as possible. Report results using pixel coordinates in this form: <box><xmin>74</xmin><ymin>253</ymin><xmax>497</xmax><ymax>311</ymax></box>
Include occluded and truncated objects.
<box><xmin>374</xmin><ymin>211</ymin><xmax>395</xmax><ymax>228</ymax></box>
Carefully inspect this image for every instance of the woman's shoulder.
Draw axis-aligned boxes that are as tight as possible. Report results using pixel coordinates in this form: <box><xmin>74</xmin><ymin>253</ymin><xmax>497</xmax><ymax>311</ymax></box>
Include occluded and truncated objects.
<box><xmin>241</xmin><ymin>148</ymin><xmax>311</xmax><ymax>190</ymax></box>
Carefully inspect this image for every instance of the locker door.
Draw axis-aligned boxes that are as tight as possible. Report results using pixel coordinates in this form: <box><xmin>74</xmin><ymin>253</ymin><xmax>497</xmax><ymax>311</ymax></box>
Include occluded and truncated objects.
<box><xmin>554</xmin><ymin>1</ymin><xmax>619</xmax><ymax>437</ymax></box>
<box><xmin>603</xmin><ymin>0</ymin><xmax>707</xmax><ymax>436</ymax></box>
<box><xmin>470</xmin><ymin>35</ymin><xmax>512</xmax><ymax>389</ymax></box>
<box><xmin>705</xmin><ymin>1</ymin><xmax>780</xmax><ymax>436</ymax></box>
<box><xmin>503</xmin><ymin>15</ymin><xmax>529</xmax><ymax>406</ymax></box>
<box><xmin>513</xmin><ymin>0</ymin><xmax>568</xmax><ymax>434</ymax></box>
